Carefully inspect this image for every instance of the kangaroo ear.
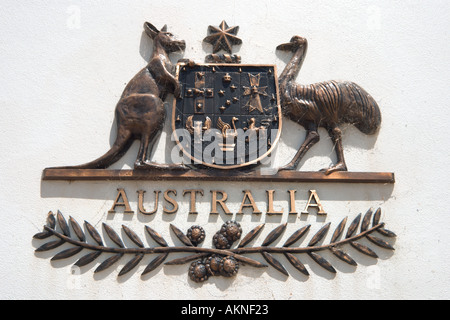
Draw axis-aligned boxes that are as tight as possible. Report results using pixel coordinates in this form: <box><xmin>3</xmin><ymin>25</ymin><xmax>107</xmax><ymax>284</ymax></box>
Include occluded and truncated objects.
<box><xmin>161</xmin><ymin>24</ymin><xmax>168</xmax><ymax>32</ymax></box>
<box><xmin>144</xmin><ymin>22</ymin><xmax>159</xmax><ymax>39</ymax></box>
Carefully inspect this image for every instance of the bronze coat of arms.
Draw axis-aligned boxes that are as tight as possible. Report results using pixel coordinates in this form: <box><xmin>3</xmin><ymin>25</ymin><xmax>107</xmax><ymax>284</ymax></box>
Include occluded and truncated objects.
<box><xmin>43</xmin><ymin>20</ymin><xmax>392</xmax><ymax>182</ymax></box>
<box><xmin>36</xmin><ymin>20</ymin><xmax>396</xmax><ymax>284</ymax></box>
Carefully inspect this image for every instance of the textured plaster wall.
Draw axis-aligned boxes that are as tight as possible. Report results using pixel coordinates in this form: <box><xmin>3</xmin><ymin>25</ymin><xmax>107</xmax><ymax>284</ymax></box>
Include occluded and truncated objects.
<box><xmin>0</xmin><ymin>0</ymin><xmax>449</xmax><ymax>300</ymax></box>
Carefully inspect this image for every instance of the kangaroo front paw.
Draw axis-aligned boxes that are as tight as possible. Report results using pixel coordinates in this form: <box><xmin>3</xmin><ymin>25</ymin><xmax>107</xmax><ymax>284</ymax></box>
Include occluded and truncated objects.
<box><xmin>178</xmin><ymin>59</ymin><xmax>196</xmax><ymax>67</ymax></box>
<box><xmin>173</xmin><ymin>84</ymin><xmax>182</xmax><ymax>99</ymax></box>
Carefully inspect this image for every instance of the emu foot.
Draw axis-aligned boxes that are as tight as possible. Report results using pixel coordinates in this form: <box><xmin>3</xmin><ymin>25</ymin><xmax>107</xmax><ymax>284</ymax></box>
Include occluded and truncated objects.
<box><xmin>320</xmin><ymin>163</ymin><xmax>347</xmax><ymax>175</ymax></box>
<box><xmin>134</xmin><ymin>161</ymin><xmax>189</xmax><ymax>171</ymax></box>
<box><xmin>278</xmin><ymin>163</ymin><xmax>298</xmax><ymax>172</ymax></box>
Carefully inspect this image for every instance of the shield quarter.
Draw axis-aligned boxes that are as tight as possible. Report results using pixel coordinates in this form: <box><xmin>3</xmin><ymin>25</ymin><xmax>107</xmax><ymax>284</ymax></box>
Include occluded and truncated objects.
<box><xmin>172</xmin><ymin>63</ymin><xmax>282</xmax><ymax>169</ymax></box>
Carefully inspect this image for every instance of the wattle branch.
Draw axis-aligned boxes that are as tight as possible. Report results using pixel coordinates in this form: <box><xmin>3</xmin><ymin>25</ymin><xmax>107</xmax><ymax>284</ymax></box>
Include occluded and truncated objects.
<box><xmin>33</xmin><ymin>208</ymin><xmax>396</xmax><ymax>281</ymax></box>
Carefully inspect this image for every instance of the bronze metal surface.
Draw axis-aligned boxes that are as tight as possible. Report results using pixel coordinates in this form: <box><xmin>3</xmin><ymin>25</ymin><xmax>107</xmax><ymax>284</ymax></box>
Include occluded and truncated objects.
<box><xmin>43</xmin><ymin>24</ymin><xmax>390</xmax><ymax>179</ymax></box>
<box><xmin>172</xmin><ymin>63</ymin><xmax>282</xmax><ymax>170</ymax></box>
<box><xmin>277</xmin><ymin>36</ymin><xmax>382</xmax><ymax>175</ymax></box>
<box><xmin>205</xmin><ymin>54</ymin><xmax>241</xmax><ymax>64</ymax></box>
<box><xmin>203</xmin><ymin>20</ymin><xmax>242</xmax><ymax>54</ymax></box>
<box><xmin>49</xmin><ymin>22</ymin><xmax>187</xmax><ymax>171</ymax></box>
<box><xmin>42</xmin><ymin>168</ymin><xmax>395</xmax><ymax>183</ymax></box>
<box><xmin>34</xmin><ymin>209</ymin><xmax>396</xmax><ymax>281</ymax></box>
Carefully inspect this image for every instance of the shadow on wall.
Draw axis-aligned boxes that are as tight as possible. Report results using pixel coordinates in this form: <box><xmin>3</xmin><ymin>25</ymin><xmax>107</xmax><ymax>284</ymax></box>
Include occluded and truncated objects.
<box><xmin>109</xmin><ymin>39</ymin><xmax>179</xmax><ymax>168</ymax></box>
<box><xmin>139</xmin><ymin>31</ymin><xmax>154</xmax><ymax>63</ymax></box>
<box><xmin>275</xmin><ymin>48</ymin><xmax>381</xmax><ymax>159</ymax></box>
<box><xmin>101</xmin><ymin>40</ymin><xmax>381</xmax><ymax>172</ymax></box>
<box><xmin>40</xmin><ymin>28</ymin><xmax>393</xmax><ymax>214</ymax></box>
<box><xmin>100</xmin><ymin>32</ymin><xmax>185</xmax><ymax>169</ymax></box>
<box><xmin>40</xmin><ymin>179</ymin><xmax>394</xmax><ymax>203</ymax></box>
<box><xmin>105</xmin><ymin>100</ymin><xmax>176</xmax><ymax>170</ymax></box>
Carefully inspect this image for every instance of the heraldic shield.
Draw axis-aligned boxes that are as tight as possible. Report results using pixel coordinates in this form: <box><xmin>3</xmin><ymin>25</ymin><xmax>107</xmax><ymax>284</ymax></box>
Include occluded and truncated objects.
<box><xmin>172</xmin><ymin>63</ymin><xmax>282</xmax><ymax>169</ymax></box>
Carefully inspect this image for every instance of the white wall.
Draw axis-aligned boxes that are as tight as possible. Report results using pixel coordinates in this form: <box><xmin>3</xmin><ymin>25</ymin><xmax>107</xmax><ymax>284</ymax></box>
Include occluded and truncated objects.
<box><xmin>1</xmin><ymin>0</ymin><xmax>449</xmax><ymax>300</ymax></box>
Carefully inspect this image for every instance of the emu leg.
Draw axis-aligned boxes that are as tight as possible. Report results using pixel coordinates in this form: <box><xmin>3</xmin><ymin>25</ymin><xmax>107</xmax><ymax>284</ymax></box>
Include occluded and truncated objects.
<box><xmin>279</xmin><ymin>124</ymin><xmax>320</xmax><ymax>171</ymax></box>
<box><xmin>322</xmin><ymin>125</ymin><xmax>347</xmax><ymax>175</ymax></box>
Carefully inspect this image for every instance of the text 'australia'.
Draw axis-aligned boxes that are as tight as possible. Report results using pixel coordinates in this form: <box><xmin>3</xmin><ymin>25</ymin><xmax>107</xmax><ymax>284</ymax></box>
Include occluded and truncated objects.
<box><xmin>108</xmin><ymin>188</ymin><xmax>327</xmax><ymax>217</ymax></box>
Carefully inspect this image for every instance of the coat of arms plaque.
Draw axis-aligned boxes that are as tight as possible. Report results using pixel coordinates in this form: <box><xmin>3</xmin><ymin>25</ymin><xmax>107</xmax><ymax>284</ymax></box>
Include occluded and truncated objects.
<box><xmin>35</xmin><ymin>19</ymin><xmax>397</xmax><ymax>284</ymax></box>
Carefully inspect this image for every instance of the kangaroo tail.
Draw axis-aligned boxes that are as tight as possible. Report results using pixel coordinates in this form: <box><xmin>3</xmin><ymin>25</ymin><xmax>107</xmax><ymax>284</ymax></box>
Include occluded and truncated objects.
<box><xmin>342</xmin><ymin>82</ymin><xmax>381</xmax><ymax>135</ymax></box>
<box><xmin>53</xmin><ymin>129</ymin><xmax>133</xmax><ymax>169</ymax></box>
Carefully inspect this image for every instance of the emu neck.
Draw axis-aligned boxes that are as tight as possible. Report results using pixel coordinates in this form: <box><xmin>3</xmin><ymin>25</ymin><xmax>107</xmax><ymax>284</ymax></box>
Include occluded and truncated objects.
<box><xmin>279</xmin><ymin>44</ymin><xmax>308</xmax><ymax>89</ymax></box>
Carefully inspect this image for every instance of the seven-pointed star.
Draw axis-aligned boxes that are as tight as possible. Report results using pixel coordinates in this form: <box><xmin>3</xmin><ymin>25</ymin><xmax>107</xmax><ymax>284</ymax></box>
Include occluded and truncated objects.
<box><xmin>203</xmin><ymin>20</ymin><xmax>242</xmax><ymax>54</ymax></box>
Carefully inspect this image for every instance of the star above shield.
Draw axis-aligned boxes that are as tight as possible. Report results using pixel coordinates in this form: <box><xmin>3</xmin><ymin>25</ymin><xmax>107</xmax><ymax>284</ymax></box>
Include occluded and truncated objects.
<box><xmin>203</xmin><ymin>20</ymin><xmax>242</xmax><ymax>54</ymax></box>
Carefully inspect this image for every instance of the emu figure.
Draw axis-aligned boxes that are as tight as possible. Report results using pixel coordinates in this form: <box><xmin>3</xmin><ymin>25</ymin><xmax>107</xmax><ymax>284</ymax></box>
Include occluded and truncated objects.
<box><xmin>277</xmin><ymin>36</ymin><xmax>381</xmax><ymax>174</ymax></box>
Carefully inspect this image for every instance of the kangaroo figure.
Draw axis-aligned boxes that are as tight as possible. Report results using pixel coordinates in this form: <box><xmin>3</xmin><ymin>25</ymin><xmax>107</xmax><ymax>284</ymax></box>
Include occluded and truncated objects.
<box><xmin>57</xmin><ymin>22</ymin><xmax>187</xmax><ymax>170</ymax></box>
<box><xmin>277</xmin><ymin>36</ymin><xmax>381</xmax><ymax>174</ymax></box>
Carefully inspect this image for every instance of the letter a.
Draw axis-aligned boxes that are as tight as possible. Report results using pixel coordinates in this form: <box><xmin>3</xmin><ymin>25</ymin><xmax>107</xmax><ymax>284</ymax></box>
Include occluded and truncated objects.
<box><xmin>301</xmin><ymin>190</ymin><xmax>326</xmax><ymax>215</ymax></box>
<box><xmin>238</xmin><ymin>190</ymin><xmax>262</xmax><ymax>214</ymax></box>
<box><xmin>109</xmin><ymin>188</ymin><xmax>134</xmax><ymax>214</ymax></box>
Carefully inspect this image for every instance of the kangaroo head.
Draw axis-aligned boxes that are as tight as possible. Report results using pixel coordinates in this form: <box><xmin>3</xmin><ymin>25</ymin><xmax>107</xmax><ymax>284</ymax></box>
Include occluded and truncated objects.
<box><xmin>144</xmin><ymin>22</ymin><xmax>186</xmax><ymax>53</ymax></box>
<box><xmin>277</xmin><ymin>36</ymin><xmax>308</xmax><ymax>52</ymax></box>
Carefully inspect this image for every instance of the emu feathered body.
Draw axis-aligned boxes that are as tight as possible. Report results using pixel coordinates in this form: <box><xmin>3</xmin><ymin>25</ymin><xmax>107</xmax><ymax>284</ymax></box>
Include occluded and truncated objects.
<box><xmin>284</xmin><ymin>80</ymin><xmax>381</xmax><ymax>135</ymax></box>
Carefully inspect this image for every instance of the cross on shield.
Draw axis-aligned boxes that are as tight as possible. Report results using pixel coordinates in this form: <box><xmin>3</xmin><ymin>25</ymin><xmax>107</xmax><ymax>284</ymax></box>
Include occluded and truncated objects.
<box><xmin>184</xmin><ymin>72</ymin><xmax>214</xmax><ymax>114</ymax></box>
<box><xmin>243</xmin><ymin>73</ymin><xmax>268</xmax><ymax>114</ymax></box>
<box><xmin>172</xmin><ymin>63</ymin><xmax>282</xmax><ymax>169</ymax></box>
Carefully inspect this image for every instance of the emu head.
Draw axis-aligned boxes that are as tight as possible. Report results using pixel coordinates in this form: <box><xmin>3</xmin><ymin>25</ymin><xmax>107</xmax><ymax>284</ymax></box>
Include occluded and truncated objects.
<box><xmin>144</xmin><ymin>22</ymin><xmax>186</xmax><ymax>53</ymax></box>
<box><xmin>277</xmin><ymin>36</ymin><xmax>308</xmax><ymax>52</ymax></box>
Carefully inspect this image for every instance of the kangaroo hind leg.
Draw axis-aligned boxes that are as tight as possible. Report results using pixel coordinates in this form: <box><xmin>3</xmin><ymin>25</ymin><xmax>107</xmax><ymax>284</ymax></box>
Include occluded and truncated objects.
<box><xmin>134</xmin><ymin>130</ymin><xmax>188</xmax><ymax>171</ymax></box>
<box><xmin>134</xmin><ymin>133</ymin><xmax>153</xmax><ymax>169</ymax></box>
